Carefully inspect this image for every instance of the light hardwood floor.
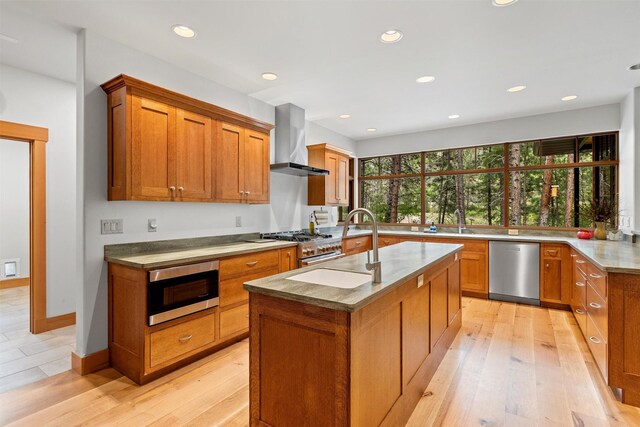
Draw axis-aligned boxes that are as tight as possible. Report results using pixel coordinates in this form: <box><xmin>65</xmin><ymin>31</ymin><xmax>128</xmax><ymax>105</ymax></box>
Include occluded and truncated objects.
<box><xmin>2</xmin><ymin>298</ymin><xmax>640</xmax><ymax>426</ymax></box>
<box><xmin>0</xmin><ymin>286</ymin><xmax>76</xmax><ymax>393</ymax></box>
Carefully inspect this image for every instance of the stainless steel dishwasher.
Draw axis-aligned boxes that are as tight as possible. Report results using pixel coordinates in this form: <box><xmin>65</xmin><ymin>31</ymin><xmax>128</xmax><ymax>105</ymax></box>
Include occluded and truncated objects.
<box><xmin>489</xmin><ymin>241</ymin><xmax>540</xmax><ymax>305</ymax></box>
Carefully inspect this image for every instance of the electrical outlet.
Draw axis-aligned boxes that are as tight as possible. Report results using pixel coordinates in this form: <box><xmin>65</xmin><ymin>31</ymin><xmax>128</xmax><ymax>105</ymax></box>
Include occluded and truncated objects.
<box><xmin>101</xmin><ymin>219</ymin><xmax>123</xmax><ymax>234</ymax></box>
<box><xmin>508</xmin><ymin>229</ymin><xmax>519</xmax><ymax>236</ymax></box>
<box><xmin>148</xmin><ymin>219</ymin><xmax>157</xmax><ymax>232</ymax></box>
<box><xmin>417</xmin><ymin>274</ymin><xmax>424</xmax><ymax>288</ymax></box>
<box><xmin>410</xmin><ymin>226</ymin><xmax>419</xmax><ymax>232</ymax></box>
<box><xmin>235</xmin><ymin>216</ymin><xmax>242</xmax><ymax>227</ymax></box>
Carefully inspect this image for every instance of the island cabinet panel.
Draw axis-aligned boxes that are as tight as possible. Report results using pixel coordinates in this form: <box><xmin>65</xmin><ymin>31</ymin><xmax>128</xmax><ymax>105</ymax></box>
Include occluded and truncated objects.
<box><xmin>448</xmin><ymin>259</ymin><xmax>461</xmax><ymax>324</ymax></box>
<box><xmin>101</xmin><ymin>74</ymin><xmax>274</xmax><ymax>203</ymax></box>
<box><xmin>249</xmin><ymin>253</ymin><xmax>462</xmax><ymax>427</ymax></box>
<box><xmin>430</xmin><ymin>268</ymin><xmax>449</xmax><ymax>350</ymax></box>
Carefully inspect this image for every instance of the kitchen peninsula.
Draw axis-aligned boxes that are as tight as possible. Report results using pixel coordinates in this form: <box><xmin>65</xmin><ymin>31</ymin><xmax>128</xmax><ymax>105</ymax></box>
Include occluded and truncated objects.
<box><xmin>244</xmin><ymin>241</ymin><xmax>463</xmax><ymax>426</ymax></box>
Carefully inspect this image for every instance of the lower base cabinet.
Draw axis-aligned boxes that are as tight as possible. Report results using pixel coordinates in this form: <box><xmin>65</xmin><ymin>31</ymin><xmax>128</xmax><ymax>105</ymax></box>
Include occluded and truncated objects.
<box><xmin>108</xmin><ymin>246</ymin><xmax>296</xmax><ymax>384</ymax></box>
<box><xmin>249</xmin><ymin>253</ymin><xmax>461</xmax><ymax>426</ymax></box>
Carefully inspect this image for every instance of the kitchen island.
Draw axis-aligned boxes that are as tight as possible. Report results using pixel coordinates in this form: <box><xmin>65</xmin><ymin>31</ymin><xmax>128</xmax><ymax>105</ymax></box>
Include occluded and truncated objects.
<box><xmin>244</xmin><ymin>241</ymin><xmax>463</xmax><ymax>427</ymax></box>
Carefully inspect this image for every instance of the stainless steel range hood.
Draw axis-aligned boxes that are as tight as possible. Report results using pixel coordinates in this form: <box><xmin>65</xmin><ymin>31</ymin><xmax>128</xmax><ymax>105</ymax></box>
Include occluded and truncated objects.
<box><xmin>270</xmin><ymin>103</ymin><xmax>329</xmax><ymax>176</ymax></box>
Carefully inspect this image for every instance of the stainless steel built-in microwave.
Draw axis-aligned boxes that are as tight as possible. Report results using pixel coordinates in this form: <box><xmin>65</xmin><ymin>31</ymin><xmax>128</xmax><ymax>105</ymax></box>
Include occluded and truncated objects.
<box><xmin>147</xmin><ymin>261</ymin><xmax>219</xmax><ymax>326</ymax></box>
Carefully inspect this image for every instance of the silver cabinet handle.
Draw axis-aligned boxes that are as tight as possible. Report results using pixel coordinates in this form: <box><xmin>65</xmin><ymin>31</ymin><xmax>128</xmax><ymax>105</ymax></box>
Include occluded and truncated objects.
<box><xmin>576</xmin><ymin>282</ymin><xmax>585</xmax><ymax>287</ymax></box>
<box><xmin>178</xmin><ymin>334</ymin><xmax>193</xmax><ymax>343</ymax></box>
<box><xmin>170</xmin><ymin>186</ymin><xmax>176</xmax><ymax>192</ymax></box>
<box><xmin>178</xmin><ymin>186</ymin><xmax>184</xmax><ymax>192</ymax></box>
<box><xmin>246</xmin><ymin>261</ymin><xmax>258</xmax><ymax>267</ymax></box>
<box><xmin>589</xmin><ymin>273</ymin><xmax>602</xmax><ymax>279</ymax></box>
<box><xmin>576</xmin><ymin>260</ymin><xmax>586</xmax><ymax>264</ymax></box>
<box><xmin>589</xmin><ymin>302</ymin><xmax>602</xmax><ymax>309</ymax></box>
<box><xmin>245</xmin><ymin>191</ymin><xmax>251</xmax><ymax>195</ymax></box>
<box><xmin>571</xmin><ymin>254</ymin><xmax>577</xmax><ymax>258</ymax></box>
<box><xmin>575</xmin><ymin>308</ymin><xmax>585</xmax><ymax>315</ymax></box>
<box><xmin>589</xmin><ymin>336</ymin><xmax>601</xmax><ymax>344</ymax></box>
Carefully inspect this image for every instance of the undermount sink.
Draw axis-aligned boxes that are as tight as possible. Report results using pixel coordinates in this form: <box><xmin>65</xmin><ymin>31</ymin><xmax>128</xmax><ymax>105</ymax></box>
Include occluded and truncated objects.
<box><xmin>286</xmin><ymin>268</ymin><xmax>372</xmax><ymax>289</ymax></box>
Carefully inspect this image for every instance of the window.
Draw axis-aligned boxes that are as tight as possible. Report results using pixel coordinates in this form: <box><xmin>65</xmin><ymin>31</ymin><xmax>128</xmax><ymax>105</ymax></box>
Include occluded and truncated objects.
<box><xmin>359</xmin><ymin>132</ymin><xmax>618</xmax><ymax>228</ymax></box>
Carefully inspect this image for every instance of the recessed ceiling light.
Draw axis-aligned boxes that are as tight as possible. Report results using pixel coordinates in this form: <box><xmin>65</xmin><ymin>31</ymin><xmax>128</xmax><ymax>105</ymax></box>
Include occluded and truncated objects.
<box><xmin>507</xmin><ymin>85</ymin><xmax>526</xmax><ymax>93</ymax></box>
<box><xmin>261</xmin><ymin>72</ymin><xmax>278</xmax><ymax>81</ymax></box>
<box><xmin>367</xmin><ymin>128</ymin><xmax>377</xmax><ymax>132</ymax></box>
<box><xmin>561</xmin><ymin>95</ymin><xmax>578</xmax><ymax>101</ymax></box>
<box><xmin>492</xmin><ymin>0</ymin><xmax>518</xmax><ymax>6</ymax></box>
<box><xmin>629</xmin><ymin>63</ymin><xmax>640</xmax><ymax>71</ymax></box>
<box><xmin>0</xmin><ymin>33</ymin><xmax>18</xmax><ymax>43</ymax></box>
<box><xmin>448</xmin><ymin>114</ymin><xmax>460</xmax><ymax>119</ymax></box>
<box><xmin>172</xmin><ymin>25</ymin><xmax>196</xmax><ymax>38</ymax></box>
<box><xmin>416</xmin><ymin>76</ymin><xmax>436</xmax><ymax>83</ymax></box>
<box><xmin>380</xmin><ymin>30</ymin><xmax>403</xmax><ymax>43</ymax></box>
<box><xmin>339</xmin><ymin>114</ymin><xmax>351</xmax><ymax>119</ymax></box>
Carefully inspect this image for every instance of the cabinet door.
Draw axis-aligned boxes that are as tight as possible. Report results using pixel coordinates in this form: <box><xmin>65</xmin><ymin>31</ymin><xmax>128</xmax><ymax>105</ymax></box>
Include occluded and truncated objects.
<box><xmin>215</xmin><ymin>122</ymin><xmax>244</xmax><ymax>202</ymax></box>
<box><xmin>430</xmin><ymin>269</ymin><xmax>448</xmax><ymax>350</ymax></box>
<box><xmin>279</xmin><ymin>247</ymin><xmax>297</xmax><ymax>272</ymax></box>
<box><xmin>448</xmin><ymin>260</ymin><xmax>461</xmax><ymax>324</ymax></box>
<box><xmin>460</xmin><ymin>252</ymin><xmax>488</xmax><ymax>294</ymax></box>
<box><xmin>131</xmin><ymin>96</ymin><xmax>176</xmax><ymax>199</ymax></box>
<box><xmin>243</xmin><ymin>130</ymin><xmax>270</xmax><ymax>203</ymax></box>
<box><xmin>403</xmin><ymin>281</ymin><xmax>430</xmax><ymax>385</ymax></box>
<box><xmin>541</xmin><ymin>258</ymin><xmax>563</xmax><ymax>303</ymax></box>
<box><xmin>324</xmin><ymin>152</ymin><xmax>339</xmax><ymax>205</ymax></box>
<box><xmin>176</xmin><ymin>110</ymin><xmax>212</xmax><ymax>200</ymax></box>
<box><xmin>336</xmin><ymin>155</ymin><xmax>349</xmax><ymax>206</ymax></box>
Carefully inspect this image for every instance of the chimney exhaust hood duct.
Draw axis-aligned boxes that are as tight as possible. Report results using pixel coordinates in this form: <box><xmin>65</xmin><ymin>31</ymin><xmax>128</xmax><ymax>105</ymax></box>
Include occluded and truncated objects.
<box><xmin>270</xmin><ymin>103</ymin><xmax>329</xmax><ymax>176</ymax></box>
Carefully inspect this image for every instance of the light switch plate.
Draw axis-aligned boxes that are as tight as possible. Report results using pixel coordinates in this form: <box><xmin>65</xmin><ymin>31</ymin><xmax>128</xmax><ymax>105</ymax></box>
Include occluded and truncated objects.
<box><xmin>101</xmin><ymin>219</ymin><xmax>123</xmax><ymax>234</ymax></box>
<box><xmin>411</xmin><ymin>226</ymin><xmax>419</xmax><ymax>232</ymax></box>
<box><xmin>508</xmin><ymin>229</ymin><xmax>519</xmax><ymax>236</ymax></box>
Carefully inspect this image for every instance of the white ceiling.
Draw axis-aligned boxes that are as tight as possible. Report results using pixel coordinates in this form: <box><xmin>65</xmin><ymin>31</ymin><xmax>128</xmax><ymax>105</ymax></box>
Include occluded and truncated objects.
<box><xmin>2</xmin><ymin>0</ymin><xmax>640</xmax><ymax>140</ymax></box>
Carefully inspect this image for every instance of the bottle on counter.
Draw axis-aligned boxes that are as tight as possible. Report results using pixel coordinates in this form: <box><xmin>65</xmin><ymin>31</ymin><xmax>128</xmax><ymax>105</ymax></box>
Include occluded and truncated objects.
<box><xmin>309</xmin><ymin>213</ymin><xmax>315</xmax><ymax>235</ymax></box>
<box><xmin>429</xmin><ymin>221</ymin><xmax>437</xmax><ymax>233</ymax></box>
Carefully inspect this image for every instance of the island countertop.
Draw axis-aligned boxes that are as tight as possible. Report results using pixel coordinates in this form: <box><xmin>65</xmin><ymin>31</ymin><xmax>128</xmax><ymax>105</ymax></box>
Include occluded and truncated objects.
<box><xmin>244</xmin><ymin>241</ymin><xmax>463</xmax><ymax>312</ymax></box>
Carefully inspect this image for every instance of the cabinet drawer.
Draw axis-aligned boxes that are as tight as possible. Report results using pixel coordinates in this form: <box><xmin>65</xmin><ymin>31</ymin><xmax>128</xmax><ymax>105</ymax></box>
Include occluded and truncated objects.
<box><xmin>543</xmin><ymin>245</ymin><xmax>563</xmax><ymax>259</ymax></box>
<box><xmin>379</xmin><ymin>236</ymin><xmax>403</xmax><ymax>247</ymax></box>
<box><xmin>587</xmin><ymin>283</ymin><xmax>607</xmax><ymax>341</ymax></box>
<box><xmin>219</xmin><ymin>267</ymin><xmax>279</xmax><ymax>308</ymax></box>
<box><xmin>586</xmin><ymin>263</ymin><xmax>607</xmax><ymax>299</ymax></box>
<box><xmin>343</xmin><ymin>236</ymin><xmax>372</xmax><ymax>253</ymax></box>
<box><xmin>586</xmin><ymin>314</ymin><xmax>608</xmax><ymax>382</ymax></box>
<box><xmin>573</xmin><ymin>305</ymin><xmax>587</xmax><ymax>336</ymax></box>
<box><xmin>220</xmin><ymin>304</ymin><xmax>249</xmax><ymax>338</ymax></box>
<box><xmin>573</xmin><ymin>269</ymin><xmax>587</xmax><ymax>308</ymax></box>
<box><xmin>149</xmin><ymin>312</ymin><xmax>216</xmax><ymax>368</ymax></box>
<box><xmin>220</xmin><ymin>250</ymin><xmax>279</xmax><ymax>278</ymax></box>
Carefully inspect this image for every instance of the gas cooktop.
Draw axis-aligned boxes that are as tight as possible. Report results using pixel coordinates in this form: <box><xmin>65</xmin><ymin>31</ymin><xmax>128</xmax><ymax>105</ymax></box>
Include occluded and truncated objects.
<box><xmin>261</xmin><ymin>231</ymin><xmax>334</xmax><ymax>242</ymax></box>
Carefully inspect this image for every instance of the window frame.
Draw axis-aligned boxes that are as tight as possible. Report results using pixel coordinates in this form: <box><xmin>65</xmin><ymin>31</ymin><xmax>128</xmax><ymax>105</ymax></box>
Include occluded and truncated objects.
<box><xmin>358</xmin><ymin>131</ymin><xmax>619</xmax><ymax>230</ymax></box>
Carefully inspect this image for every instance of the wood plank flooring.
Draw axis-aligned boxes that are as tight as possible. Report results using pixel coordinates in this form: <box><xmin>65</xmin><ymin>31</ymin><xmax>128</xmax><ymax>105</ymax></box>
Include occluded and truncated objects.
<box><xmin>0</xmin><ymin>286</ymin><xmax>76</xmax><ymax>393</ymax></box>
<box><xmin>2</xmin><ymin>298</ymin><xmax>640</xmax><ymax>426</ymax></box>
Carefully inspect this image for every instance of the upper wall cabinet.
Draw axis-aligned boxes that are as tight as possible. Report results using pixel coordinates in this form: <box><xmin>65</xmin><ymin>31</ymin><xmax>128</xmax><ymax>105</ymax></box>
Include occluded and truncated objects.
<box><xmin>307</xmin><ymin>143</ymin><xmax>352</xmax><ymax>206</ymax></box>
<box><xmin>101</xmin><ymin>74</ymin><xmax>273</xmax><ymax>203</ymax></box>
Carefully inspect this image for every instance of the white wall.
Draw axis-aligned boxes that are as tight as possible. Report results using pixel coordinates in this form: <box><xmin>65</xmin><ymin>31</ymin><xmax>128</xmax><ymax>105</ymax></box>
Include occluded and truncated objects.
<box><xmin>77</xmin><ymin>30</ymin><xmax>354</xmax><ymax>355</ymax></box>
<box><xmin>619</xmin><ymin>90</ymin><xmax>636</xmax><ymax>233</ymax></box>
<box><xmin>0</xmin><ymin>139</ymin><xmax>29</xmax><ymax>278</ymax></box>
<box><xmin>356</xmin><ymin>104</ymin><xmax>620</xmax><ymax>157</ymax></box>
<box><xmin>0</xmin><ymin>65</ymin><xmax>76</xmax><ymax>316</ymax></box>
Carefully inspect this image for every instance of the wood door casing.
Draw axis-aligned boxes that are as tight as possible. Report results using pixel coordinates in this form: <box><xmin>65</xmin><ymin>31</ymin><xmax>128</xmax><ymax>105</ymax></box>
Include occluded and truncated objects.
<box><xmin>214</xmin><ymin>122</ymin><xmax>243</xmax><ymax>202</ymax></box>
<box><xmin>132</xmin><ymin>96</ymin><xmax>176</xmax><ymax>199</ymax></box>
<box><xmin>243</xmin><ymin>130</ymin><xmax>269</xmax><ymax>203</ymax></box>
<box><xmin>176</xmin><ymin>110</ymin><xmax>212</xmax><ymax>200</ymax></box>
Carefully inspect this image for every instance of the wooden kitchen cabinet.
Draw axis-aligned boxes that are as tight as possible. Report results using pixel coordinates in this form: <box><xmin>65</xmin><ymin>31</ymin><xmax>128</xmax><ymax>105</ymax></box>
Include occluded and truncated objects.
<box><xmin>101</xmin><ymin>74</ymin><xmax>273</xmax><ymax>203</ymax></box>
<box><xmin>279</xmin><ymin>247</ymin><xmax>297</xmax><ymax>272</ymax></box>
<box><xmin>342</xmin><ymin>235</ymin><xmax>372</xmax><ymax>256</ymax></box>
<box><xmin>214</xmin><ymin>123</ymin><xmax>270</xmax><ymax>203</ymax></box>
<box><xmin>107</xmin><ymin>246</ymin><xmax>287</xmax><ymax>384</ymax></box>
<box><xmin>307</xmin><ymin>143</ymin><xmax>351</xmax><ymax>206</ymax></box>
<box><xmin>540</xmin><ymin>243</ymin><xmax>571</xmax><ymax>305</ymax></box>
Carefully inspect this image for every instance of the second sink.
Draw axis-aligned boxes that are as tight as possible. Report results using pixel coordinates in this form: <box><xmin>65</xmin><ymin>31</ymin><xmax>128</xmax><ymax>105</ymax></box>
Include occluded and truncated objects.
<box><xmin>286</xmin><ymin>268</ymin><xmax>372</xmax><ymax>289</ymax></box>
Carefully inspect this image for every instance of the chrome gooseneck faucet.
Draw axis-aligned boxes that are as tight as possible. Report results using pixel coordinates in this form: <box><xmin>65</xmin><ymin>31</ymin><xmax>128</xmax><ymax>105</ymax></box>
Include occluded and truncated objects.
<box><xmin>454</xmin><ymin>208</ymin><xmax>466</xmax><ymax>234</ymax></box>
<box><xmin>341</xmin><ymin>208</ymin><xmax>381</xmax><ymax>283</ymax></box>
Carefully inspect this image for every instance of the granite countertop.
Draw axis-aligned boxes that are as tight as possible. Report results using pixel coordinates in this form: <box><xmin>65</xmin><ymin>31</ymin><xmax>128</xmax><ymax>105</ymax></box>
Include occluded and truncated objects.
<box><xmin>339</xmin><ymin>229</ymin><xmax>640</xmax><ymax>274</ymax></box>
<box><xmin>244</xmin><ymin>241</ymin><xmax>463</xmax><ymax>312</ymax></box>
<box><xmin>105</xmin><ymin>240</ymin><xmax>298</xmax><ymax>269</ymax></box>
